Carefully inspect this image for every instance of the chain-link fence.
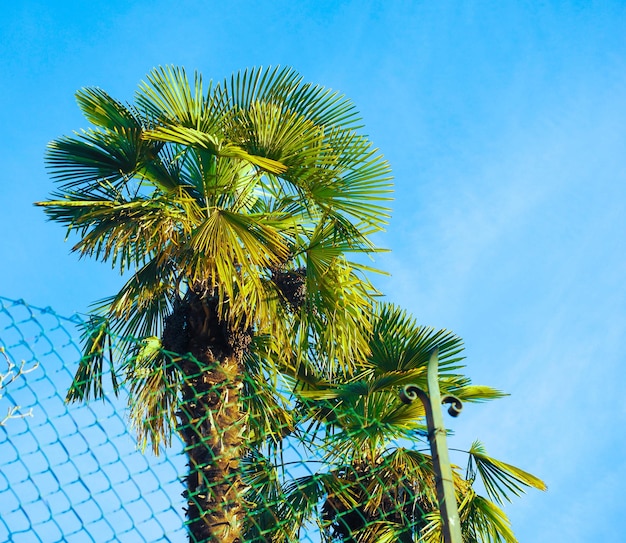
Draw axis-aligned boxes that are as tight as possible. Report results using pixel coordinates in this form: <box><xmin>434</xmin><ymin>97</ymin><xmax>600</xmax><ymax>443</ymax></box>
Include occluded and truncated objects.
<box><xmin>1</xmin><ymin>296</ymin><xmax>542</xmax><ymax>543</ymax></box>
<box><xmin>0</xmin><ymin>297</ymin><xmax>187</xmax><ymax>542</ymax></box>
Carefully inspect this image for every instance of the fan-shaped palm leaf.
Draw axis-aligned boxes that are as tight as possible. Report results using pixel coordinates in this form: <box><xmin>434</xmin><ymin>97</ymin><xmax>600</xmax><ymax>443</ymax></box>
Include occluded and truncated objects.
<box><xmin>467</xmin><ymin>441</ymin><xmax>547</xmax><ymax>505</ymax></box>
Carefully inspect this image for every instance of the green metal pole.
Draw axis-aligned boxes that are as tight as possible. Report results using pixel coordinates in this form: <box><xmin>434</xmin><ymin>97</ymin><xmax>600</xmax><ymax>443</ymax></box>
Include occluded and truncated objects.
<box><xmin>400</xmin><ymin>349</ymin><xmax>463</xmax><ymax>543</ymax></box>
<box><xmin>425</xmin><ymin>349</ymin><xmax>463</xmax><ymax>543</ymax></box>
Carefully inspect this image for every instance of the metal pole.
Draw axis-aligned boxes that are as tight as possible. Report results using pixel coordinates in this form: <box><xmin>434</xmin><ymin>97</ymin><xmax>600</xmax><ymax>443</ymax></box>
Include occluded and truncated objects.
<box><xmin>399</xmin><ymin>349</ymin><xmax>463</xmax><ymax>543</ymax></box>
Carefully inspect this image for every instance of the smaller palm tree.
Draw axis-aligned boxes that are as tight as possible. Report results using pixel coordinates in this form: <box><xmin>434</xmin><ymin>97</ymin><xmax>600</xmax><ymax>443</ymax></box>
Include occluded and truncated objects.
<box><xmin>245</xmin><ymin>303</ymin><xmax>546</xmax><ymax>542</ymax></box>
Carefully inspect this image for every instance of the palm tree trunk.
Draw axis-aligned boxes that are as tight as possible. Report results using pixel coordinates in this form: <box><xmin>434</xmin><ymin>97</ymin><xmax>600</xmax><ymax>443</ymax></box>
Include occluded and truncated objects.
<box><xmin>164</xmin><ymin>290</ymin><xmax>251</xmax><ymax>543</ymax></box>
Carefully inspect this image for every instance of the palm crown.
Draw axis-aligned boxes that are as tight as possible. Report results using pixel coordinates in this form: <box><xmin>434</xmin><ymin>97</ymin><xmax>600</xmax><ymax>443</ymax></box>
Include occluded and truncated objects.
<box><xmin>37</xmin><ymin>65</ymin><xmax>393</xmax><ymax>442</ymax></box>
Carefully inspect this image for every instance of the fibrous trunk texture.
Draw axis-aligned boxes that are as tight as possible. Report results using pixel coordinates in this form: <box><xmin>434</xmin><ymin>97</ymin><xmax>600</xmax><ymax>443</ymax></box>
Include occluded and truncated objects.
<box><xmin>163</xmin><ymin>288</ymin><xmax>251</xmax><ymax>543</ymax></box>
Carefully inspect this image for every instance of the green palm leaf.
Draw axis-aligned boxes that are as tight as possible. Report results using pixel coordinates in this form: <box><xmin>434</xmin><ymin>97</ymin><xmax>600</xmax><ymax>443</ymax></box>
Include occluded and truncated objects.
<box><xmin>136</xmin><ymin>65</ymin><xmax>221</xmax><ymax>131</ymax></box>
<box><xmin>75</xmin><ymin>87</ymin><xmax>142</xmax><ymax>129</ymax></box>
<box><xmin>46</xmin><ymin>128</ymin><xmax>147</xmax><ymax>189</ymax></box>
<box><xmin>467</xmin><ymin>440</ymin><xmax>547</xmax><ymax>505</ymax></box>
<box><xmin>451</xmin><ymin>384</ymin><xmax>508</xmax><ymax>403</ymax></box>
<box><xmin>459</xmin><ymin>491</ymin><xmax>518</xmax><ymax>543</ymax></box>
<box><xmin>124</xmin><ymin>337</ymin><xmax>180</xmax><ymax>452</ymax></box>
<box><xmin>367</xmin><ymin>304</ymin><xmax>465</xmax><ymax>374</ymax></box>
<box><xmin>66</xmin><ymin>314</ymin><xmax>118</xmax><ymax>402</ymax></box>
<box><xmin>142</xmin><ymin>125</ymin><xmax>289</xmax><ymax>174</ymax></box>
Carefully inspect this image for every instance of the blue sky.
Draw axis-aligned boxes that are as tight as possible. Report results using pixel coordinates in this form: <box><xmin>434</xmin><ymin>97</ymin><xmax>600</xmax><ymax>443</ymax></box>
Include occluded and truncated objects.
<box><xmin>2</xmin><ymin>1</ymin><xmax>626</xmax><ymax>541</ymax></box>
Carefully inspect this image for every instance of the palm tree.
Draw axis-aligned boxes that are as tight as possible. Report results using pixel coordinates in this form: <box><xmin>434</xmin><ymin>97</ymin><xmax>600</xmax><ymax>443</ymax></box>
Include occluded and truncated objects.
<box><xmin>251</xmin><ymin>303</ymin><xmax>546</xmax><ymax>542</ymax></box>
<box><xmin>36</xmin><ymin>66</ymin><xmax>392</xmax><ymax>543</ymax></box>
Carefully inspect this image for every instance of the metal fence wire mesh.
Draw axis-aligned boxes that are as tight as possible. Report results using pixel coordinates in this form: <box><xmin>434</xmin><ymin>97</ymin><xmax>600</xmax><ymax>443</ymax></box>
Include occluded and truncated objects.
<box><xmin>0</xmin><ymin>296</ymin><xmax>539</xmax><ymax>543</ymax></box>
<box><xmin>0</xmin><ymin>297</ymin><xmax>186</xmax><ymax>542</ymax></box>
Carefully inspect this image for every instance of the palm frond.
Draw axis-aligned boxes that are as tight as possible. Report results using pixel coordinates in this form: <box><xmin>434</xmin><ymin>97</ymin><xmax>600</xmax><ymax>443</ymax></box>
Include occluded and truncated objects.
<box><xmin>142</xmin><ymin>125</ymin><xmax>288</xmax><ymax>174</ymax></box>
<box><xmin>124</xmin><ymin>337</ymin><xmax>181</xmax><ymax>453</ymax></box>
<box><xmin>66</xmin><ymin>314</ymin><xmax>119</xmax><ymax>402</ymax></box>
<box><xmin>275</xmin><ymin>472</ymin><xmax>354</xmax><ymax>541</ymax></box>
<box><xmin>303</xmin><ymin>132</ymin><xmax>393</xmax><ymax>229</ymax></box>
<box><xmin>367</xmin><ymin>304</ymin><xmax>465</xmax><ymax>374</ymax></box>
<box><xmin>467</xmin><ymin>441</ymin><xmax>547</xmax><ymax>505</ymax></box>
<box><xmin>241</xmin><ymin>449</ymin><xmax>295</xmax><ymax>542</ymax></box>
<box><xmin>296</xmin><ymin>369</ymin><xmax>427</xmax><ymax>401</ymax></box>
<box><xmin>136</xmin><ymin>65</ymin><xmax>222</xmax><ymax>132</ymax></box>
<box><xmin>75</xmin><ymin>87</ymin><xmax>142</xmax><ymax>130</ymax></box>
<box><xmin>105</xmin><ymin>255</ymin><xmax>177</xmax><ymax>340</ymax></box>
<box><xmin>242</xmin><ymin>341</ymin><xmax>296</xmax><ymax>449</ymax></box>
<box><xmin>225</xmin><ymin>66</ymin><xmax>362</xmax><ymax>131</ymax></box>
<box><xmin>451</xmin><ymin>384</ymin><xmax>508</xmax><ymax>403</ymax></box>
<box><xmin>40</xmin><ymin>194</ymin><xmax>189</xmax><ymax>273</ymax></box>
<box><xmin>44</xmin><ymin>128</ymin><xmax>148</xmax><ymax>190</ymax></box>
<box><xmin>459</xmin><ymin>491</ymin><xmax>519</xmax><ymax>543</ymax></box>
